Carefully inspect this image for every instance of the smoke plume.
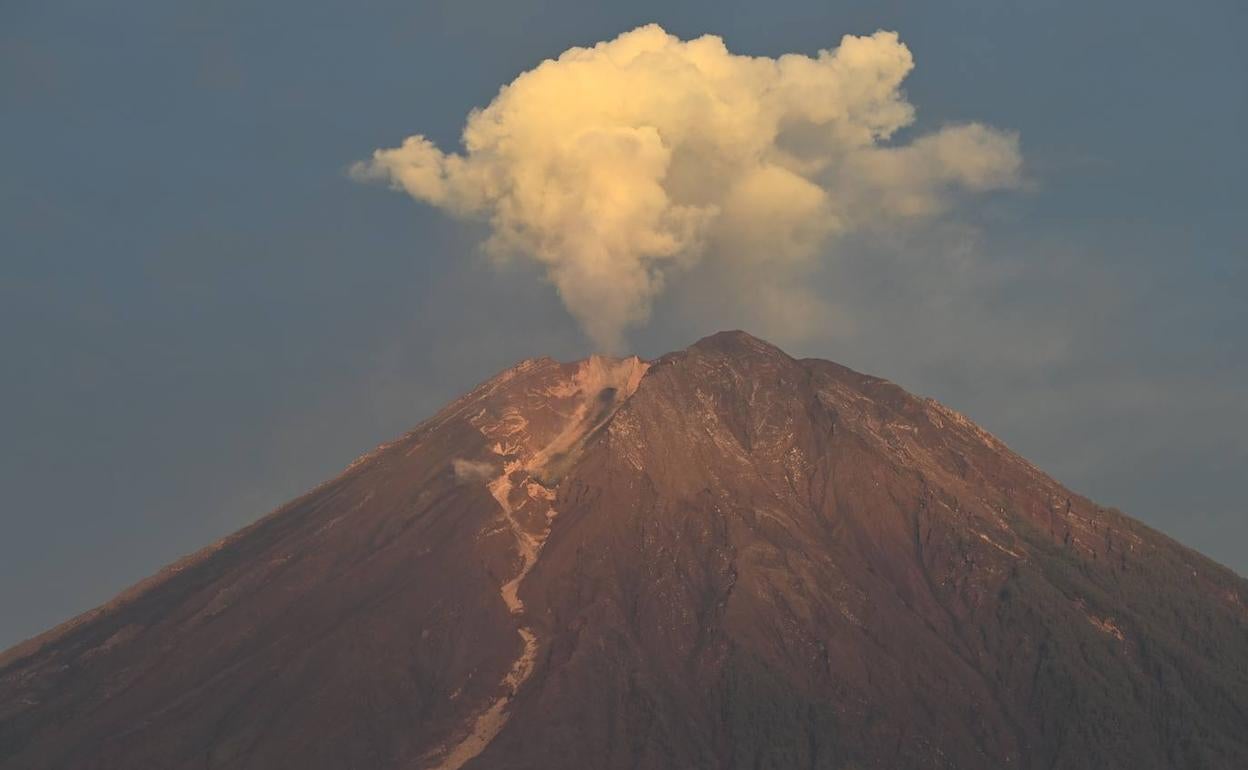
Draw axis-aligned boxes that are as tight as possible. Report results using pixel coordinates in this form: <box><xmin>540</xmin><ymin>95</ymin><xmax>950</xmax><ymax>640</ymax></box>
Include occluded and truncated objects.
<box><xmin>452</xmin><ymin>458</ymin><xmax>496</xmax><ymax>483</ymax></box>
<box><xmin>354</xmin><ymin>24</ymin><xmax>1021</xmax><ymax>350</ymax></box>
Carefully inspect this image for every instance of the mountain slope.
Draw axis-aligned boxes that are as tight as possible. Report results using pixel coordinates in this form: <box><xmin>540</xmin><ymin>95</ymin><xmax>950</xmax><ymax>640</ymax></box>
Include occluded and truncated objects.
<box><xmin>1</xmin><ymin>331</ymin><xmax>1245</xmax><ymax>769</ymax></box>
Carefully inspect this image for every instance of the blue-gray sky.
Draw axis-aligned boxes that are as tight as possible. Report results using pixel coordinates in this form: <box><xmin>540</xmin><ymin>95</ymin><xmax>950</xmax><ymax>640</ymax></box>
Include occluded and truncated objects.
<box><xmin>1</xmin><ymin>0</ymin><xmax>1244</xmax><ymax>649</ymax></box>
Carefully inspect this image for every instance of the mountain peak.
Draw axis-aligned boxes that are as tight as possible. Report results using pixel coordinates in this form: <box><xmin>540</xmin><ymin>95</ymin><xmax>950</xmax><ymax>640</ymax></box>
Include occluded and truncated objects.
<box><xmin>2</xmin><ymin>333</ymin><xmax>1246</xmax><ymax>770</ymax></box>
<box><xmin>688</xmin><ymin>329</ymin><xmax>790</xmax><ymax>357</ymax></box>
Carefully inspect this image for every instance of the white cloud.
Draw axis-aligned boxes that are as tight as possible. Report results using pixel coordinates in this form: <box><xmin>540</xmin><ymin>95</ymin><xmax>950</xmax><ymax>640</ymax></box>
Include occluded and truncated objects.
<box><xmin>355</xmin><ymin>24</ymin><xmax>1021</xmax><ymax>350</ymax></box>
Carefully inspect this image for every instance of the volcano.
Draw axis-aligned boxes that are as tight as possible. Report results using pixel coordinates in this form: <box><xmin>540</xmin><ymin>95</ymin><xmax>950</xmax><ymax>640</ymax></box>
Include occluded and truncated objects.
<box><xmin>2</xmin><ymin>331</ymin><xmax>1245</xmax><ymax>769</ymax></box>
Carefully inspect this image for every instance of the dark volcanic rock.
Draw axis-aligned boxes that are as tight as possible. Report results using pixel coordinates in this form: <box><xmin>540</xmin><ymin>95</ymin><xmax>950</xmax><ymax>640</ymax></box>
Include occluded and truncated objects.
<box><xmin>2</xmin><ymin>331</ymin><xmax>1246</xmax><ymax>769</ymax></box>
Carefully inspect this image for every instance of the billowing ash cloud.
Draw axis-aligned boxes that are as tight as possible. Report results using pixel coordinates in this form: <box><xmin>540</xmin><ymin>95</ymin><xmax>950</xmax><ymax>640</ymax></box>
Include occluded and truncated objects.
<box><xmin>354</xmin><ymin>24</ymin><xmax>1021</xmax><ymax>350</ymax></box>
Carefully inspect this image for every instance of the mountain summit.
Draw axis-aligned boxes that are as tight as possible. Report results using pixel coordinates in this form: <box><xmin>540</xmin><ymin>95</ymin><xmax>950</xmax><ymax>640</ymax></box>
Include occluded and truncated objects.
<box><xmin>2</xmin><ymin>332</ymin><xmax>1245</xmax><ymax>769</ymax></box>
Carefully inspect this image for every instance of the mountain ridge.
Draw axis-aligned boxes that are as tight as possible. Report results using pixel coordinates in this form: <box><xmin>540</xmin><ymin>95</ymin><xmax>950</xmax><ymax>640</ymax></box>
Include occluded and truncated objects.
<box><xmin>2</xmin><ymin>330</ymin><xmax>1245</xmax><ymax>769</ymax></box>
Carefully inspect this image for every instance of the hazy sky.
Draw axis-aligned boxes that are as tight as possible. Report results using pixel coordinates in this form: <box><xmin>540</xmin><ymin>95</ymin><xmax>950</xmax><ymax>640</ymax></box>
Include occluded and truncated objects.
<box><xmin>2</xmin><ymin>0</ymin><xmax>1244</xmax><ymax>649</ymax></box>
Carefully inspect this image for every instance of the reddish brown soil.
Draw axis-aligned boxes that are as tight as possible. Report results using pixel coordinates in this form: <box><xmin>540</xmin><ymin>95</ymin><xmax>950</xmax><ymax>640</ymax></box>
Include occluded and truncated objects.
<box><xmin>2</xmin><ymin>332</ymin><xmax>1245</xmax><ymax>769</ymax></box>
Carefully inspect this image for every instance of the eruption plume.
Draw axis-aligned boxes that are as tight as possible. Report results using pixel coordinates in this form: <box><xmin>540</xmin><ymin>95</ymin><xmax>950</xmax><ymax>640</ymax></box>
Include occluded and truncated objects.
<box><xmin>354</xmin><ymin>24</ymin><xmax>1021</xmax><ymax>350</ymax></box>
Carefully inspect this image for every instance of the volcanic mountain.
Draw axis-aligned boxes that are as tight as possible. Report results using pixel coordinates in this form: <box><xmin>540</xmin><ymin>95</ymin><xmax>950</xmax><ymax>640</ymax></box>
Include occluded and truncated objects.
<box><xmin>2</xmin><ymin>331</ymin><xmax>1246</xmax><ymax>769</ymax></box>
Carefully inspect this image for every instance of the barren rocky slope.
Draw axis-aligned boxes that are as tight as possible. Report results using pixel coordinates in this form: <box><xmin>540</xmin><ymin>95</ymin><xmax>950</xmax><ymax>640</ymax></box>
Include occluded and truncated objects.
<box><xmin>2</xmin><ymin>331</ymin><xmax>1245</xmax><ymax>769</ymax></box>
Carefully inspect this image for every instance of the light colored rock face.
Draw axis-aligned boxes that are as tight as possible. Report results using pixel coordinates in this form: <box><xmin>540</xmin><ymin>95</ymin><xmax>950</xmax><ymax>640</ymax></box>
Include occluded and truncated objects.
<box><xmin>426</xmin><ymin>354</ymin><xmax>650</xmax><ymax>770</ymax></box>
<box><xmin>2</xmin><ymin>332</ymin><xmax>1247</xmax><ymax>770</ymax></box>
